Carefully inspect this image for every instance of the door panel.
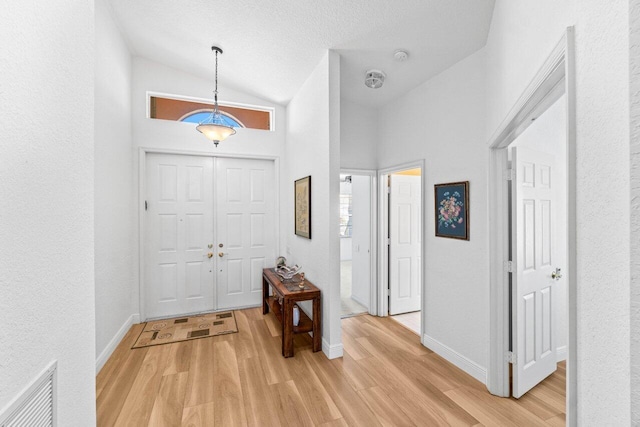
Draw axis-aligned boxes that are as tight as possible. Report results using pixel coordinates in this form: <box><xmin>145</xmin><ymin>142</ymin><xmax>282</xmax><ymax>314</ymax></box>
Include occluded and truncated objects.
<box><xmin>216</xmin><ymin>157</ymin><xmax>276</xmax><ymax>309</ymax></box>
<box><xmin>512</xmin><ymin>147</ymin><xmax>557</xmax><ymax>398</ymax></box>
<box><xmin>389</xmin><ymin>174</ymin><xmax>421</xmax><ymax>315</ymax></box>
<box><xmin>145</xmin><ymin>154</ymin><xmax>215</xmax><ymax>319</ymax></box>
<box><xmin>250</xmin><ymin>214</ymin><xmax>266</xmax><ymax>246</ymax></box>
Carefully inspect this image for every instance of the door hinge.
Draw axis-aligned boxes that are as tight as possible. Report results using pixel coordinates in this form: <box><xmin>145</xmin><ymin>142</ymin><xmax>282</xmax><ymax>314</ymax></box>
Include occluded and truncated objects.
<box><xmin>504</xmin><ymin>169</ymin><xmax>515</xmax><ymax>181</ymax></box>
<box><xmin>386</xmin><ymin>186</ymin><xmax>391</xmax><ymax>194</ymax></box>
<box><xmin>145</xmin><ymin>200</ymin><xmax>148</xmax><ymax>211</ymax></box>
<box><xmin>506</xmin><ymin>351</ymin><xmax>516</xmax><ymax>364</ymax></box>
<box><xmin>504</xmin><ymin>260</ymin><xmax>514</xmax><ymax>273</ymax></box>
<box><xmin>387</xmin><ymin>237</ymin><xmax>391</xmax><ymax>246</ymax></box>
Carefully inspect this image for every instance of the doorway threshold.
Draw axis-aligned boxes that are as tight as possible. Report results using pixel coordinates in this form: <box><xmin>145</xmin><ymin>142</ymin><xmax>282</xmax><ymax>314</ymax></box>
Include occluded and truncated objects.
<box><xmin>390</xmin><ymin>311</ymin><xmax>421</xmax><ymax>335</ymax></box>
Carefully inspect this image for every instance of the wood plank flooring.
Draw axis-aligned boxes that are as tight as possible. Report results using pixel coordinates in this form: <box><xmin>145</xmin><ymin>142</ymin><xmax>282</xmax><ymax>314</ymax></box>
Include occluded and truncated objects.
<box><xmin>97</xmin><ymin>308</ymin><xmax>565</xmax><ymax>426</ymax></box>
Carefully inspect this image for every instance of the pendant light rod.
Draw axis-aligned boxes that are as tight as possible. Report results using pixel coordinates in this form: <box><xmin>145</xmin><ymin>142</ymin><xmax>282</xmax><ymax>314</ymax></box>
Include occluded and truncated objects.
<box><xmin>212</xmin><ymin>46</ymin><xmax>222</xmax><ymax>112</ymax></box>
<box><xmin>196</xmin><ymin>44</ymin><xmax>236</xmax><ymax>146</ymax></box>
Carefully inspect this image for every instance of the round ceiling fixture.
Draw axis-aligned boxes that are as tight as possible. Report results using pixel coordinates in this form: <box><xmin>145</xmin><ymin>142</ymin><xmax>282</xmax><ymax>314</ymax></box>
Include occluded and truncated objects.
<box><xmin>364</xmin><ymin>69</ymin><xmax>386</xmax><ymax>89</ymax></box>
<box><xmin>394</xmin><ymin>50</ymin><xmax>409</xmax><ymax>62</ymax></box>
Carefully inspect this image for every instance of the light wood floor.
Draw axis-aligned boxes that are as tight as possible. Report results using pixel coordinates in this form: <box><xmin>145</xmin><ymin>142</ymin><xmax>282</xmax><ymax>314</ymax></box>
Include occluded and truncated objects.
<box><xmin>96</xmin><ymin>308</ymin><xmax>565</xmax><ymax>426</ymax></box>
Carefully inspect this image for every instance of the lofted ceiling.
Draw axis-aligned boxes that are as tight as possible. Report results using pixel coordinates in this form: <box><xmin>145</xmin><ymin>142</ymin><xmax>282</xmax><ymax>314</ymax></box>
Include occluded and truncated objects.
<box><xmin>108</xmin><ymin>0</ymin><xmax>495</xmax><ymax>108</ymax></box>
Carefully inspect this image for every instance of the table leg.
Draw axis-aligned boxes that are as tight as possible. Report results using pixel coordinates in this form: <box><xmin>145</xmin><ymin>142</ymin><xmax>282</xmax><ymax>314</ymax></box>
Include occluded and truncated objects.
<box><xmin>262</xmin><ymin>276</ymin><xmax>269</xmax><ymax>315</ymax></box>
<box><xmin>312</xmin><ymin>296</ymin><xmax>321</xmax><ymax>352</ymax></box>
<box><xmin>282</xmin><ymin>298</ymin><xmax>294</xmax><ymax>357</ymax></box>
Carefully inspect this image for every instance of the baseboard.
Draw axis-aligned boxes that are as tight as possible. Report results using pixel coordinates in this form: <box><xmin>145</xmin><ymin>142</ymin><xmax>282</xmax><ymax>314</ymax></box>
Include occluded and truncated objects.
<box><xmin>557</xmin><ymin>345</ymin><xmax>567</xmax><ymax>362</ymax></box>
<box><xmin>96</xmin><ymin>313</ymin><xmax>140</xmax><ymax>374</ymax></box>
<box><xmin>322</xmin><ymin>338</ymin><xmax>343</xmax><ymax>359</ymax></box>
<box><xmin>423</xmin><ymin>334</ymin><xmax>487</xmax><ymax>385</ymax></box>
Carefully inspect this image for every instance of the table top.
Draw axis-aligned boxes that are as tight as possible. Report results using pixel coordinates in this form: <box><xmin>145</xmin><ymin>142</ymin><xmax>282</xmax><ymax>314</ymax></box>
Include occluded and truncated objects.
<box><xmin>263</xmin><ymin>268</ymin><xmax>320</xmax><ymax>297</ymax></box>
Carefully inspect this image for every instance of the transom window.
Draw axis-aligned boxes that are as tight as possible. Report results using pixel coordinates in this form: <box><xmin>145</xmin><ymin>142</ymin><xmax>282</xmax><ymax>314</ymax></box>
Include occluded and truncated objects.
<box><xmin>149</xmin><ymin>95</ymin><xmax>272</xmax><ymax>131</ymax></box>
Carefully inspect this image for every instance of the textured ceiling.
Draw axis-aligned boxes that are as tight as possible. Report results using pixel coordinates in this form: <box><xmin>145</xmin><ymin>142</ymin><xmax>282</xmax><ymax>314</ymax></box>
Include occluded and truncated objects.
<box><xmin>108</xmin><ymin>0</ymin><xmax>495</xmax><ymax>107</ymax></box>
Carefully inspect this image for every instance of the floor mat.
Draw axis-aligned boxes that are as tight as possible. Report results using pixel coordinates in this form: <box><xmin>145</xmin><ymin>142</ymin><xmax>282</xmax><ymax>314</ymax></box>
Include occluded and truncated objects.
<box><xmin>132</xmin><ymin>311</ymin><xmax>238</xmax><ymax>348</ymax></box>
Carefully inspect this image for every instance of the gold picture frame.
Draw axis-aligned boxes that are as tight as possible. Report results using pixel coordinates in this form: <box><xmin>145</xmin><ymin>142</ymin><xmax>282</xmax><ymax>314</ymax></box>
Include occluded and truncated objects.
<box><xmin>295</xmin><ymin>176</ymin><xmax>311</xmax><ymax>239</ymax></box>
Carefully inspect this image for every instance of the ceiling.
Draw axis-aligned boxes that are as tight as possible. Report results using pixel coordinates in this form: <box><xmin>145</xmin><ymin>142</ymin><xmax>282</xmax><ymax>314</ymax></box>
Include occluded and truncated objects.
<box><xmin>108</xmin><ymin>0</ymin><xmax>495</xmax><ymax>108</ymax></box>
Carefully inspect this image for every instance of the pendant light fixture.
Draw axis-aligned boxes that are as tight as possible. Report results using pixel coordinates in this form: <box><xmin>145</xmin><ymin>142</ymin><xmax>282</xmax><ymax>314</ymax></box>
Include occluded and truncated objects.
<box><xmin>196</xmin><ymin>46</ymin><xmax>236</xmax><ymax>146</ymax></box>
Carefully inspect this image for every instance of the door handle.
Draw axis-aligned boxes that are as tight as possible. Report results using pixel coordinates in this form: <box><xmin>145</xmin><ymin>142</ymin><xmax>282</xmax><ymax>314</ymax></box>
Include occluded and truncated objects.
<box><xmin>551</xmin><ymin>268</ymin><xmax>562</xmax><ymax>280</ymax></box>
<box><xmin>207</xmin><ymin>252</ymin><xmax>213</xmax><ymax>259</ymax></box>
<box><xmin>218</xmin><ymin>252</ymin><xmax>225</xmax><ymax>258</ymax></box>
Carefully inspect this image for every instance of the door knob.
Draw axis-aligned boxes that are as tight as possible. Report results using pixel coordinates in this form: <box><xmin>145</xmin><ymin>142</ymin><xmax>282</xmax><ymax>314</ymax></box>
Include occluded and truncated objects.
<box><xmin>218</xmin><ymin>252</ymin><xmax>224</xmax><ymax>257</ymax></box>
<box><xmin>551</xmin><ymin>268</ymin><xmax>562</xmax><ymax>280</ymax></box>
<box><xmin>207</xmin><ymin>252</ymin><xmax>213</xmax><ymax>259</ymax></box>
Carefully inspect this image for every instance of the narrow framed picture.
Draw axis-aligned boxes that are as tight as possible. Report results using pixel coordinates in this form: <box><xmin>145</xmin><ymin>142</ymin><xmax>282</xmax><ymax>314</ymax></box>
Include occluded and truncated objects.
<box><xmin>434</xmin><ymin>181</ymin><xmax>469</xmax><ymax>240</ymax></box>
<box><xmin>295</xmin><ymin>175</ymin><xmax>311</xmax><ymax>239</ymax></box>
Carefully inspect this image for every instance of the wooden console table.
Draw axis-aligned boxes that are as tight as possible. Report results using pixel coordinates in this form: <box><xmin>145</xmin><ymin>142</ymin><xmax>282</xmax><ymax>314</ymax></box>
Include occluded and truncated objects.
<box><xmin>262</xmin><ymin>268</ymin><xmax>321</xmax><ymax>357</ymax></box>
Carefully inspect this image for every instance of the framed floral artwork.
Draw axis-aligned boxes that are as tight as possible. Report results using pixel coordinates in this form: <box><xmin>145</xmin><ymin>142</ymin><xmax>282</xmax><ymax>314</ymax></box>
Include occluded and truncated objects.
<box><xmin>295</xmin><ymin>175</ymin><xmax>311</xmax><ymax>239</ymax></box>
<box><xmin>434</xmin><ymin>181</ymin><xmax>469</xmax><ymax>240</ymax></box>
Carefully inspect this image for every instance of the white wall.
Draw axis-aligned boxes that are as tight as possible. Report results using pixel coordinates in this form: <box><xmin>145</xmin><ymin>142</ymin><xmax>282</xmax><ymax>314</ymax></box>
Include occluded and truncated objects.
<box><xmin>94</xmin><ymin>0</ymin><xmax>136</xmax><ymax>371</ymax></box>
<box><xmin>351</xmin><ymin>175</ymin><xmax>371</xmax><ymax>308</ymax></box>
<box><xmin>484</xmin><ymin>0</ymin><xmax>576</xmax><ymax>138</ymax></box>
<box><xmin>631</xmin><ymin>1</ymin><xmax>640</xmax><ymax>422</ymax></box>
<box><xmin>0</xmin><ymin>1</ymin><xmax>96</xmax><ymax>425</ymax></box>
<box><xmin>131</xmin><ymin>57</ymin><xmax>288</xmax><ymax>319</ymax></box>
<box><xmin>574</xmin><ymin>2</ymin><xmax>630</xmax><ymax>423</ymax></box>
<box><xmin>511</xmin><ymin>95</ymin><xmax>568</xmax><ymax>360</ymax></box>
<box><xmin>378</xmin><ymin>49</ymin><xmax>489</xmax><ymax>375</ymax></box>
<box><xmin>487</xmin><ymin>0</ymin><xmax>632</xmax><ymax>422</ymax></box>
<box><xmin>286</xmin><ymin>51</ymin><xmax>342</xmax><ymax>358</ymax></box>
<box><xmin>341</xmin><ymin>100</ymin><xmax>378</xmax><ymax>170</ymax></box>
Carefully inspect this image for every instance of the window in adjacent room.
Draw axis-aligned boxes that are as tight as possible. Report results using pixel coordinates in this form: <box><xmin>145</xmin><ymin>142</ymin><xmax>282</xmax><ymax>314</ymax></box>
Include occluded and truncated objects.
<box><xmin>339</xmin><ymin>176</ymin><xmax>353</xmax><ymax>238</ymax></box>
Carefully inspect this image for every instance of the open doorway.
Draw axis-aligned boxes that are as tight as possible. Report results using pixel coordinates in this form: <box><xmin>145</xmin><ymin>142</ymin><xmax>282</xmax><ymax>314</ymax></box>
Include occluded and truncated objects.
<box><xmin>487</xmin><ymin>30</ymin><xmax>575</xmax><ymax>423</ymax></box>
<box><xmin>379</xmin><ymin>164</ymin><xmax>424</xmax><ymax>337</ymax></box>
<box><xmin>507</xmin><ymin>95</ymin><xmax>568</xmax><ymax>411</ymax></box>
<box><xmin>340</xmin><ymin>173</ymin><xmax>374</xmax><ymax>318</ymax></box>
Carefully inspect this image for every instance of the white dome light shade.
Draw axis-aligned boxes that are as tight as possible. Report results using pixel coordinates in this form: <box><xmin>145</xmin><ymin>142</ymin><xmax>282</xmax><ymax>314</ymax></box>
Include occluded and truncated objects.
<box><xmin>196</xmin><ymin>121</ymin><xmax>236</xmax><ymax>146</ymax></box>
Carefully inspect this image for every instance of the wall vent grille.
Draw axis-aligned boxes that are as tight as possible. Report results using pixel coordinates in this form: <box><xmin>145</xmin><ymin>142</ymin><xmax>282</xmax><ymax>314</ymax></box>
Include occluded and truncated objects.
<box><xmin>0</xmin><ymin>361</ymin><xmax>56</xmax><ymax>427</ymax></box>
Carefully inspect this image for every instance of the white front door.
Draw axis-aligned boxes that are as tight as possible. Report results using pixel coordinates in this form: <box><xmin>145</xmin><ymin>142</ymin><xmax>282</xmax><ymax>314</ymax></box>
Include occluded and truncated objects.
<box><xmin>144</xmin><ymin>154</ymin><xmax>215</xmax><ymax>319</ymax></box>
<box><xmin>389</xmin><ymin>174</ymin><xmax>421</xmax><ymax>315</ymax></box>
<box><xmin>215</xmin><ymin>157</ymin><xmax>276</xmax><ymax>310</ymax></box>
<box><xmin>512</xmin><ymin>146</ymin><xmax>558</xmax><ymax>398</ymax></box>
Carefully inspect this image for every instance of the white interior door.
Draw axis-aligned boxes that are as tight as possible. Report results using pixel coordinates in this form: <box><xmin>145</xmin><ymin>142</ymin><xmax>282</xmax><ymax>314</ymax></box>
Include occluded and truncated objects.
<box><xmin>389</xmin><ymin>174</ymin><xmax>421</xmax><ymax>315</ymax></box>
<box><xmin>144</xmin><ymin>154</ymin><xmax>215</xmax><ymax>319</ymax></box>
<box><xmin>512</xmin><ymin>146</ymin><xmax>558</xmax><ymax>398</ymax></box>
<box><xmin>216</xmin><ymin>157</ymin><xmax>276</xmax><ymax>310</ymax></box>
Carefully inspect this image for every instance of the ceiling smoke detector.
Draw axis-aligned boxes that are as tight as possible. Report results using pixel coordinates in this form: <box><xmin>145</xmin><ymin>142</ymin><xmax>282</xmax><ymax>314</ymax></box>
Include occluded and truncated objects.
<box><xmin>364</xmin><ymin>69</ymin><xmax>386</xmax><ymax>89</ymax></box>
<box><xmin>394</xmin><ymin>50</ymin><xmax>409</xmax><ymax>61</ymax></box>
